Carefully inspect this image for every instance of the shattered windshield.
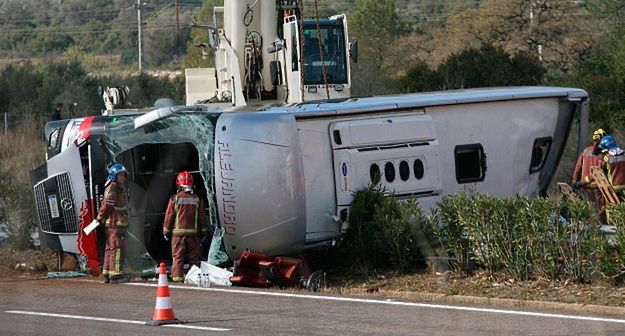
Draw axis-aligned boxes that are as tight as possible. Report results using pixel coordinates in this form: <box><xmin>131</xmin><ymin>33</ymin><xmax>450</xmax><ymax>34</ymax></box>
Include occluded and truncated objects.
<box><xmin>99</xmin><ymin>112</ymin><xmax>227</xmax><ymax>274</ymax></box>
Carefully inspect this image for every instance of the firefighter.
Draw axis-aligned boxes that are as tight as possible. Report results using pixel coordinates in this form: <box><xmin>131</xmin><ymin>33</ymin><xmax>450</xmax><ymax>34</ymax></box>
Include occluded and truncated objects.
<box><xmin>599</xmin><ymin>135</ymin><xmax>625</xmax><ymax>200</ymax></box>
<box><xmin>572</xmin><ymin>128</ymin><xmax>607</xmax><ymax>221</ymax></box>
<box><xmin>572</xmin><ymin>128</ymin><xmax>606</xmax><ymax>188</ymax></box>
<box><xmin>163</xmin><ymin>171</ymin><xmax>208</xmax><ymax>282</ymax></box>
<box><xmin>96</xmin><ymin>163</ymin><xmax>129</xmax><ymax>284</ymax></box>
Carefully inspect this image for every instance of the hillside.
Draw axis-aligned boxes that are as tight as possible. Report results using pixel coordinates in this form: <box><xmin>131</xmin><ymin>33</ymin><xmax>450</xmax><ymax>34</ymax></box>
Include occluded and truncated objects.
<box><xmin>0</xmin><ymin>0</ymin><xmax>205</xmax><ymax>68</ymax></box>
<box><xmin>0</xmin><ymin>0</ymin><xmax>475</xmax><ymax>71</ymax></box>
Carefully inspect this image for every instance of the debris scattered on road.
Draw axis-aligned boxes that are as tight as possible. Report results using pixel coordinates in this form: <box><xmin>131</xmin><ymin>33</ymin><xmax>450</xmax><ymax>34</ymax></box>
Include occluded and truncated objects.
<box><xmin>45</xmin><ymin>271</ymin><xmax>86</xmax><ymax>278</ymax></box>
<box><xmin>185</xmin><ymin>262</ymin><xmax>232</xmax><ymax>287</ymax></box>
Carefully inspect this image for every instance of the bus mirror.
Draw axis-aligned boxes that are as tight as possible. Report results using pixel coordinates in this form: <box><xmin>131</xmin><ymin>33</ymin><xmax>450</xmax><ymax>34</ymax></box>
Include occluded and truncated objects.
<box><xmin>270</xmin><ymin>61</ymin><xmax>282</xmax><ymax>86</ymax></box>
<box><xmin>349</xmin><ymin>39</ymin><xmax>358</xmax><ymax>63</ymax></box>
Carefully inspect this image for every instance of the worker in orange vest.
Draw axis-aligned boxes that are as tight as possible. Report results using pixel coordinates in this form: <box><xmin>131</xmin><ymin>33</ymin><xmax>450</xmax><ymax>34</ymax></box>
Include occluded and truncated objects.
<box><xmin>163</xmin><ymin>171</ymin><xmax>208</xmax><ymax>282</ymax></box>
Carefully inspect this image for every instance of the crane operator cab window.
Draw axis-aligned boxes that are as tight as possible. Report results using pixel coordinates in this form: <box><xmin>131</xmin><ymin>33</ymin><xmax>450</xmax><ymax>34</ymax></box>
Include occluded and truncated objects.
<box><xmin>302</xmin><ymin>19</ymin><xmax>348</xmax><ymax>85</ymax></box>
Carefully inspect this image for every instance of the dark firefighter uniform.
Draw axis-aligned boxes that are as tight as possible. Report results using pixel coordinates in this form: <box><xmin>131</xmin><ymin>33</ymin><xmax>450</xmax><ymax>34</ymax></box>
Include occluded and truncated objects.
<box><xmin>96</xmin><ymin>181</ymin><xmax>128</xmax><ymax>279</ymax></box>
<box><xmin>163</xmin><ymin>190</ymin><xmax>208</xmax><ymax>282</ymax></box>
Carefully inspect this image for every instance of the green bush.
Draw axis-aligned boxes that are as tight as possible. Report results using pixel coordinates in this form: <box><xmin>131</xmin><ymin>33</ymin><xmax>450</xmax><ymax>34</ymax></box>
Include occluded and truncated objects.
<box><xmin>596</xmin><ymin>203</ymin><xmax>625</xmax><ymax>282</ymax></box>
<box><xmin>433</xmin><ymin>191</ymin><xmax>605</xmax><ymax>282</ymax></box>
<box><xmin>341</xmin><ymin>185</ymin><xmax>432</xmax><ymax>273</ymax></box>
<box><xmin>430</xmin><ymin>192</ymin><xmax>473</xmax><ymax>272</ymax></box>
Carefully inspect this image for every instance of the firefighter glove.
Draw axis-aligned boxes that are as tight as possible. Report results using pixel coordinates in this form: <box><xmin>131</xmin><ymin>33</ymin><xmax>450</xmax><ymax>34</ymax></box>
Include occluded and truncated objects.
<box><xmin>573</xmin><ymin>181</ymin><xmax>583</xmax><ymax>189</ymax></box>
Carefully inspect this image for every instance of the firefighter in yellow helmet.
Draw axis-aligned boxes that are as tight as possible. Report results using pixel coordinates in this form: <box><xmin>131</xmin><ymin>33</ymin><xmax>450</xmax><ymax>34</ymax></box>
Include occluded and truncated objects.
<box><xmin>162</xmin><ymin>171</ymin><xmax>208</xmax><ymax>282</ymax></box>
<box><xmin>572</xmin><ymin>128</ymin><xmax>607</xmax><ymax>222</ymax></box>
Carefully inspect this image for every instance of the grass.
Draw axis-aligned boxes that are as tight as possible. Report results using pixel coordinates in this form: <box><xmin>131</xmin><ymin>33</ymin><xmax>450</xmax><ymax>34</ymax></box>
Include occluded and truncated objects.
<box><xmin>0</xmin><ymin>115</ymin><xmax>47</xmax><ymax>249</ymax></box>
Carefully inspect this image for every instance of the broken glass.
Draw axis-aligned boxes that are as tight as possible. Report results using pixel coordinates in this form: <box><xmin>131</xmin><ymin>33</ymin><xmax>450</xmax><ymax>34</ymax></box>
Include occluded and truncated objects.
<box><xmin>99</xmin><ymin>112</ymin><xmax>228</xmax><ymax>274</ymax></box>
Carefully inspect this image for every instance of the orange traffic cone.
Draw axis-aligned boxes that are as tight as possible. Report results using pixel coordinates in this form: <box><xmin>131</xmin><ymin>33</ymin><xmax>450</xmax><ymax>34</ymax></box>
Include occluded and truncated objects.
<box><xmin>146</xmin><ymin>262</ymin><xmax>185</xmax><ymax>326</ymax></box>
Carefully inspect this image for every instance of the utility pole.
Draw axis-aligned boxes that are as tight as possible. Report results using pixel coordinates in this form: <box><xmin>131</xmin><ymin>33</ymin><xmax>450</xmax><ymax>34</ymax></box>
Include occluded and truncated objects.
<box><xmin>175</xmin><ymin>0</ymin><xmax>180</xmax><ymax>50</ymax></box>
<box><xmin>3</xmin><ymin>112</ymin><xmax>7</xmax><ymax>138</ymax></box>
<box><xmin>134</xmin><ymin>0</ymin><xmax>145</xmax><ymax>72</ymax></box>
<box><xmin>529</xmin><ymin>1</ymin><xmax>543</xmax><ymax>62</ymax></box>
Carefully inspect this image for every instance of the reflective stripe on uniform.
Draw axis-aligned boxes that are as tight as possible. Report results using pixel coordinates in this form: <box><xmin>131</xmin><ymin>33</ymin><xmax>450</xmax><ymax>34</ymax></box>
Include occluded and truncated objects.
<box><xmin>105</xmin><ymin>219</ymin><xmax>128</xmax><ymax>227</ymax></box>
<box><xmin>173</xmin><ymin>195</ymin><xmax>199</xmax><ymax>235</ymax></box>
<box><xmin>114</xmin><ymin>248</ymin><xmax>122</xmax><ymax>275</ymax></box>
<box><xmin>172</xmin><ymin>228</ymin><xmax>198</xmax><ymax>234</ymax></box>
<box><xmin>114</xmin><ymin>206</ymin><xmax>128</xmax><ymax>215</ymax></box>
<box><xmin>176</xmin><ymin>198</ymin><xmax>199</xmax><ymax>205</ymax></box>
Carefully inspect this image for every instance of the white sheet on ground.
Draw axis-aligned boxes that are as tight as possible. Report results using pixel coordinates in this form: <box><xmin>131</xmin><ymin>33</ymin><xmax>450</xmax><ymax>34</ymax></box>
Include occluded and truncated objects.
<box><xmin>184</xmin><ymin>261</ymin><xmax>233</xmax><ymax>287</ymax></box>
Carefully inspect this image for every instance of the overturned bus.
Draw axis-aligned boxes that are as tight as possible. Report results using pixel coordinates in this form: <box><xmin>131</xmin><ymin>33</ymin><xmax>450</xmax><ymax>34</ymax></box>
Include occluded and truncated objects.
<box><xmin>30</xmin><ymin>87</ymin><xmax>589</xmax><ymax>272</ymax></box>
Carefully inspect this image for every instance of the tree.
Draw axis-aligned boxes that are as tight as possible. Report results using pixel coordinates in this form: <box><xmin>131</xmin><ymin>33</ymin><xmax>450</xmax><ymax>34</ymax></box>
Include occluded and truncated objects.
<box><xmin>182</xmin><ymin>0</ymin><xmax>220</xmax><ymax>69</ymax></box>
<box><xmin>348</xmin><ymin>0</ymin><xmax>407</xmax><ymax>95</ymax></box>
<box><xmin>439</xmin><ymin>44</ymin><xmax>545</xmax><ymax>89</ymax></box>
<box><xmin>555</xmin><ymin>0</ymin><xmax>625</xmax><ymax>129</ymax></box>
<box><xmin>398</xmin><ymin>60</ymin><xmax>439</xmax><ymax>93</ymax></box>
<box><xmin>399</xmin><ymin>44</ymin><xmax>545</xmax><ymax>92</ymax></box>
<box><xmin>416</xmin><ymin>0</ymin><xmax>592</xmax><ymax>75</ymax></box>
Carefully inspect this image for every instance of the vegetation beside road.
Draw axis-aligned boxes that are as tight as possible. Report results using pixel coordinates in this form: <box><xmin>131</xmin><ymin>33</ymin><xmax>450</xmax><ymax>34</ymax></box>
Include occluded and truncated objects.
<box><xmin>1</xmin><ymin>0</ymin><xmax>625</xmax><ymax>306</ymax></box>
<box><xmin>339</xmin><ymin>186</ymin><xmax>625</xmax><ymax>285</ymax></box>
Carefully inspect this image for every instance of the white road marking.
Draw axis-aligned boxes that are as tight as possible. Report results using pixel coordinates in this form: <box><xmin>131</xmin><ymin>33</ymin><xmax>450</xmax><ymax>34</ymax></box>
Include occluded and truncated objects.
<box><xmin>129</xmin><ymin>283</ymin><xmax>625</xmax><ymax>325</ymax></box>
<box><xmin>5</xmin><ymin>310</ymin><xmax>231</xmax><ymax>332</ymax></box>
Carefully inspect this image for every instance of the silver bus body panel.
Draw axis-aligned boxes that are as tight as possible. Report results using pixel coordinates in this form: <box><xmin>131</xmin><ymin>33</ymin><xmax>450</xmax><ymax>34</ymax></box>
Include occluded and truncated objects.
<box><xmin>215</xmin><ymin>112</ymin><xmax>307</xmax><ymax>259</ymax></box>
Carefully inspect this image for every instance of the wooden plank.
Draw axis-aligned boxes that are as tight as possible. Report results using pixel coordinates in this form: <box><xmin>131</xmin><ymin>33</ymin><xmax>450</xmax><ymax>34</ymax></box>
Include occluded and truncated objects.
<box><xmin>557</xmin><ymin>182</ymin><xmax>582</xmax><ymax>202</ymax></box>
<box><xmin>590</xmin><ymin>166</ymin><xmax>620</xmax><ymax>204</ymax></box>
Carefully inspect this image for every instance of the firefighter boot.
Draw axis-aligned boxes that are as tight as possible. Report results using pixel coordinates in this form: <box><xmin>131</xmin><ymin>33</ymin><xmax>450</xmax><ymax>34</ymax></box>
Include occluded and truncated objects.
<box><xmin>109</xmin><ymin>275</ymin><xmax>129</xmax><ymax>284</ymax></box>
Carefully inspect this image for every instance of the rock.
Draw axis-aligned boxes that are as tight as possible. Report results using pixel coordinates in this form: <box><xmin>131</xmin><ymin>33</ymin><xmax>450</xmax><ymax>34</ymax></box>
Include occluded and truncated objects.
<box><xmin>34</xmin><ymin>260</ymin><xmax>47</xmax><ymax>272</ymax></box>
<box><xmin>61</xmin><ymin>253</ymin><xmax>78</xmax><ymax>271</ymax></box>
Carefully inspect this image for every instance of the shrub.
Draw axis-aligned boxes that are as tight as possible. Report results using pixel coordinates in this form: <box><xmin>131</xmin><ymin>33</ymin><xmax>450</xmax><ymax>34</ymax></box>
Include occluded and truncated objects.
<box><xmin>430</xmin><ymin>192</ymin><xmax>473</xmax><ymax>272</ymax></box>
<box><xmin>434</xmin><ymin>191</ymin><xmax>605</xmax><ymax>282</ymax></box>
<box><xmin>341</xmin><ymin>185</ymin><xmax>432</xmax><ymax>273</ymax></box>
<box><xmin>596</xmin><ymin>203</ymin><xmax>625</xmax><ymax>282</ymax></box>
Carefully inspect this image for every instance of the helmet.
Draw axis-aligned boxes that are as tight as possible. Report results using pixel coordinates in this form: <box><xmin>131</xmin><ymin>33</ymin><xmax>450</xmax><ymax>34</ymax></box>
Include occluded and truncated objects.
<box><xmin>593</xmin><ymin>128</ymin><xmax>607</xmax><ymax>142</ymax></box>
<box><xmin>598</xmin><ymin>135</ymin><xmax>617</xmax><ymax>152</ymax></box>
<box><xmin>176</xmin><ymin>171</ymin><xmax>193</xmax><ymax>189</ymax></box>
<box><xmin>106</xmin><ymin>163</ymin><xmax>128</xmax><ymax>185</ymax></box>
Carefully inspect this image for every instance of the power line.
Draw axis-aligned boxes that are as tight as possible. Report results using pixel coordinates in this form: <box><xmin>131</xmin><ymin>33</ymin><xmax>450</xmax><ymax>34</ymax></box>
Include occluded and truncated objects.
<box><xmin>0</xmin><ymin>3</ymin><xmax>202</xmax><ymax>24</ymax></box>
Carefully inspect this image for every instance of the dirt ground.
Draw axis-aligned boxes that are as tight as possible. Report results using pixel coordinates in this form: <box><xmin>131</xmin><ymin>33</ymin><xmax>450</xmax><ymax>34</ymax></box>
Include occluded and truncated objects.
<box><xmin>321</xmin><ymin>269</ymin><xmax>625</xmax><ymax>308</ymax></box>
<box><xmin>0</xmin><ymin>245</ymin><xmax>58</xmax><ymax>278</ymax></box>
<box><xmin>1</xmin><ymin>244</ymin><xmax>624</xmax><ymax>308</ymax></box>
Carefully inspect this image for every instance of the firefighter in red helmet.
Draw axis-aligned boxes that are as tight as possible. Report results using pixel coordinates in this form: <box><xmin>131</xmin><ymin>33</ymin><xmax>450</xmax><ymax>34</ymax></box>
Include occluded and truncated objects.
<box><xmin>163</xmin><ymin>171</ymin><xmax>208</xmax><ymax>282</ymax></box>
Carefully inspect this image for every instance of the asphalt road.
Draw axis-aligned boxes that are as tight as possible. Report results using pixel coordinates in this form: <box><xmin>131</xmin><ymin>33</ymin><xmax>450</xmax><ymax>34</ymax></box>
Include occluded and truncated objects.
<box><xmin>1</xmin><ymin>278</ymin><xmax>624</xmax><ymax>336</ymax></box>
